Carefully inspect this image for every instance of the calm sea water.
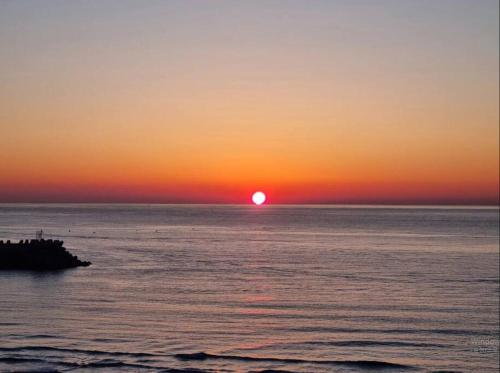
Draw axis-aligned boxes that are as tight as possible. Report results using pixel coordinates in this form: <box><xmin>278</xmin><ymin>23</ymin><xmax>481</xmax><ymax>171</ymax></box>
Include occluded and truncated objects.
<box><xmin>0</xmin><ymin>204</ymin><xmax>498</xmax><ymax>373</ymax></box>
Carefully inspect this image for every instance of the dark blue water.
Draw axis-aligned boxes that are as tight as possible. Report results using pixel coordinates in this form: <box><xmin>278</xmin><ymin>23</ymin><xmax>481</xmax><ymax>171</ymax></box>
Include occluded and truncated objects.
<box><xmin>0</xmin><ymin>204</ymin><xmax>498</xmax><ymax>372</ymax></box>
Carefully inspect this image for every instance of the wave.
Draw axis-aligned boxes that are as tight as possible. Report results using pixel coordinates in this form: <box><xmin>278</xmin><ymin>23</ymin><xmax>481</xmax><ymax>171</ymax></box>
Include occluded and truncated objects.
<box><xmin>0</xmin><ymin>346</ymin><xmax>419</xmax><ymax>371</ymax></box>
<box><xmin>282</xmin><ymin>326</ymin><xmax>491</xmax><ymax>336</ymax></box>
<box><xmin>81</xmin><ymin>358</ymin><xmax>153</xmax><ymax>369</ymax></box>
<box><xmin>174</xmin><ymin>352</ymin><xmax>416</xmax><ymax>370</ymax></box>
<box><xmin>0</xmin><ymin>355</ymin><xmax>213</xmax><ymax>372</ymax></box>
<box><xmin>17</xmin><ymin>334</ymin><xmax>59</xmax><ymax>339</ymax></box>
<box><xmin>305</xmin><ymin>340</ymin><xmax>447</xmax><ymax>348</ymax></box>
<box><xmin>0</xmin><ymin>345</ymin><xmax>156</xmax><ymax>358</ymax></box>
<box><xmin>248</xmin><ymin>370</ymin><xmax>299</xmax><ymax>373</ymax></box>
<box><xmin>0</xmin><ymin>357</ymin><xmax>49</xmax><ymax>364</ymax></box>
<box><xmin>159</xmin><ymin>369</ymin><xmax>212</xmax><ymax>373</ymax></box>
<box><xmin>0</xmin><ymin>355</ymin><xmax>81</xmax><ymax>369</ymax></box>
<box><xmin>0</xmin><ymin>347</ymin><xmax>218</xmax><ymax>372</ymax></box>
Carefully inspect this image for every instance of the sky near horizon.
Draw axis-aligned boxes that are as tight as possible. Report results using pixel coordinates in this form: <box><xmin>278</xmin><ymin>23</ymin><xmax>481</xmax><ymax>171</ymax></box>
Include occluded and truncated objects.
<box><xmin>0</xmin><ymin>0</ymin><xmax>498</xmax><ymax>204</ymax></box>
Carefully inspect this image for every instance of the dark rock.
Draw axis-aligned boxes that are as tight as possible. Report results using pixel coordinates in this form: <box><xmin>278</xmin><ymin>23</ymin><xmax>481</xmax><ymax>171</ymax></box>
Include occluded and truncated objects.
<box><xmin>0</xmin><ymin>239</ymin><xmax>91</xmax><ymax>270</ymax></box>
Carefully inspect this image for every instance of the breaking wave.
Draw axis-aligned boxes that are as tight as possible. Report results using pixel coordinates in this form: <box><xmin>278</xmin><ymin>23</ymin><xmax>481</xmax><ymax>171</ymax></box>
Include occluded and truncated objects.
<box><xmin>174</xmin><ymin>351</ymin><xmax>417</xmax><ymax>370</ymax></box>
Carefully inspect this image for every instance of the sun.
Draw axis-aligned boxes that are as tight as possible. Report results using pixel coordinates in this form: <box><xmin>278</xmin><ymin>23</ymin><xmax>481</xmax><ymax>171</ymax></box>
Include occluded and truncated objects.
<box><xmin>252</xmin><ymin>191</ymin><xmax>266</xmax><ymax>205</ymax></box>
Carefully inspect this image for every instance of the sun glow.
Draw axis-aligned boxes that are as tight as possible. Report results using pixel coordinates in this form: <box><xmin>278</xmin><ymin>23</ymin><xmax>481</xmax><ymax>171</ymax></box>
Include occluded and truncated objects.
<box><xmin>252</xmin><ymin>191</ymin><xmax>266</xmax><ymax>205</ymax></box>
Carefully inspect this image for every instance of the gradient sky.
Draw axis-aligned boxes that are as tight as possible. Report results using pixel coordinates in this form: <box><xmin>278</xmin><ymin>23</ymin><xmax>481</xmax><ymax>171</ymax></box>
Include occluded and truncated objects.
<box><xmin>1</xmin><ymin>0</ymin><xmax>498</xmax><ymax>204</ymax></box>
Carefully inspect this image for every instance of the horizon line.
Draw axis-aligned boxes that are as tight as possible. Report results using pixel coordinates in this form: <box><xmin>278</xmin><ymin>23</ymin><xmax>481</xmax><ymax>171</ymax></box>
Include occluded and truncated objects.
<box><xmin>0</xmin><ymin>201</ymin><xmax>498</xmax><ymax>208</ymax></box>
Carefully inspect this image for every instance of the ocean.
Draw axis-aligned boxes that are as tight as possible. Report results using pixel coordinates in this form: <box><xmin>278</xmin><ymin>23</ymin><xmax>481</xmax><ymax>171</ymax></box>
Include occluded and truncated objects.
<box><xmin>0</xmin><ymin>204</ymin><xmax>498</xmax><ymax>372</ymax></box>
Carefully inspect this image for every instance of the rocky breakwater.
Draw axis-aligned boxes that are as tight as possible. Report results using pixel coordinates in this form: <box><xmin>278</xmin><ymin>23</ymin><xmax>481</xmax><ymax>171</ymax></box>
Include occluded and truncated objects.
<box><xmin>0</xmin><ymin>239</ymin><xmax>91</xmax><ymax>270</ymax></box>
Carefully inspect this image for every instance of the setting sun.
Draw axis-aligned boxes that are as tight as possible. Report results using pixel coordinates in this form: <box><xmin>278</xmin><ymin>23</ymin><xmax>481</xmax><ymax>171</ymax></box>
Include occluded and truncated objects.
<box><xmin>252</xmin><ymin>191</ymin><xmax>266</xmax><ymax>205</ymax></box>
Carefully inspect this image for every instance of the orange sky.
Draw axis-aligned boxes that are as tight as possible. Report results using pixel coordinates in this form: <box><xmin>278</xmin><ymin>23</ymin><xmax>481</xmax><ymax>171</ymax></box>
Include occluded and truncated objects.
<box><xmin>0</xmin><ymin>1</ymin><xmax>498</xmax><ymax>204</ymax></box>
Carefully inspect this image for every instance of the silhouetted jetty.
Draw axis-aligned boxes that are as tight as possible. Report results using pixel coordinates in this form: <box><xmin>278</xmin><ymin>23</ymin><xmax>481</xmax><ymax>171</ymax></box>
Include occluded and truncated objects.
<box><xmin>0</xmin><ymin>239</ymin><xmax>91</xmax><ymax>270</ymax></box>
